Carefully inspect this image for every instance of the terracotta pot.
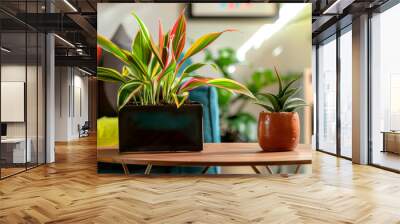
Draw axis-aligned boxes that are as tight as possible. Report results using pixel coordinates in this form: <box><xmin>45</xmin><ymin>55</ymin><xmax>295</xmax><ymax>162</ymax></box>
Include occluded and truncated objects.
<box><xmin>257</xmin><ymin>112</ymin><xmax>300</xmax><ymax>152</ymax></box>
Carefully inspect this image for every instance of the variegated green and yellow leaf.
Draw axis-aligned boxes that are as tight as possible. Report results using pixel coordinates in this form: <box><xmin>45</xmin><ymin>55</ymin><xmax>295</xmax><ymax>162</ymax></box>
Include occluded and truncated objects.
<box><xmin>132</xmin><ymin>30</ymin><xmax>151</xmax><ymax>65</ymax></box>
<box><xmin>98</xmin><ymin>35</ymin><xmax>130</xmax><ymax>64</ymax></box>
<box><xmin>131</xmin><ymin>11</ymin><xmax>164</xmax><ymax>67</ymax></box>
<box><xmin>172</xmin><ymin>92</ymin><xmax>189</xmax><ymax>108</ymax></box>
<box><xmin>97</xmin><ymin>67</ymin><xmax>126</xmax><ymax>83</ymax></box>
<box><xmin>180</xmin><ymin>77</ymin><xmax>254</xmax><ymax>99</ymax></box>
<box><xmin>117</xmin><ymin>81</ymin><xmax>142</xmax><ymax>110</ymax></box>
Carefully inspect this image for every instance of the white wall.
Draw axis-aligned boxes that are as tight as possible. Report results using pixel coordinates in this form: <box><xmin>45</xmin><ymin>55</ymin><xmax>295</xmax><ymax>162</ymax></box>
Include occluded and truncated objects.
<box><xmin>1</xmin><ymin>65</ymin><xmax>32</xmax><ymax>137</ymax></box>
<box><xmin>98</xmin><ymin>3</ymin><xmax>311</xmax><ymax>77</ymax></box>
<box><xmin>55</xmin><ymin>67</ymin><xmax>89</xmax><ymax>141</ymax></box>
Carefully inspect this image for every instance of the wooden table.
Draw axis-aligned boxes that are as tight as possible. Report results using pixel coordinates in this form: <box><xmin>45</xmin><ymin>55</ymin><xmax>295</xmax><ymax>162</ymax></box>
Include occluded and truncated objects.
<box><xmin>97</xmin><ymin>143</ymin><xmax>312</xmax><ymax>175</ymax></box>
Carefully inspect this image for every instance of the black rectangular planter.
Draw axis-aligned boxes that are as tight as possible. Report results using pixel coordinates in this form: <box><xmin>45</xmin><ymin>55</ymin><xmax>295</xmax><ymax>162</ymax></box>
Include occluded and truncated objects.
<box><xmin>118</xmin><ymin>104</ymin><xmax>203</xmax><ymax>153</ymax></box>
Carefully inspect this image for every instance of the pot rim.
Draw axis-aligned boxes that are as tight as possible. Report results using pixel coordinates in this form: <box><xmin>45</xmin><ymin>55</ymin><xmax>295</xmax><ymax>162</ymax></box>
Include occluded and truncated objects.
<box><xmin>259</xmin><ymin>111</ymin><xmax>298</xmax><ymax>115</ymax></box>
<box><xmin>123</xmin><ymin>102</ymin><xmax>202</xmax><ymax>108</ymax></box>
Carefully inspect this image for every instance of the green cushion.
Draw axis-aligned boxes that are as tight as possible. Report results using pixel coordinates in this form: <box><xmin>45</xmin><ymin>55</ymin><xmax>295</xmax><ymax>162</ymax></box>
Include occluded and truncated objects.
<box><xmin>97</xmin><ymin>117</ymin><xmax>119</xmax><ymax>147</ymax></box>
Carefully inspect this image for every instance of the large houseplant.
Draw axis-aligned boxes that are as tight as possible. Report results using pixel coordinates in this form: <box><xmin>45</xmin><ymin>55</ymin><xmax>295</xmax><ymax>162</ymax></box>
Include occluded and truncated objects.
<box><xmin>97</xmin><ymin>10</ymin><xmax>254</xmax><ymax>152</ymax></box>
<box><xmin>255</xmin><ymin>67</ymin><xmax>307</xmax><ymax>151</ymax></box>
<box><xmin>204</xmin><ymin>48</ymin><xmax>300</xmax><ymax>142</ymax></box>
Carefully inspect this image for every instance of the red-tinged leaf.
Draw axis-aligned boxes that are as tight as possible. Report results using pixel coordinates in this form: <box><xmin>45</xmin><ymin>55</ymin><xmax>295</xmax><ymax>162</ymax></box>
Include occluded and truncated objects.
<box><xmin>171</xmin><ymin>9</ymin><xmax>186</xmax><ymax>59</ymax></box>
<box><xmin>175</xmin><ymin>32</ymin><xmax>186</xmax><ymax>60</ymax></box>
<box><xmin>97</xmin><ymin>45</ymin><xmax>102</xmax><ymax>65</ymax></box>
<box><xmin>179</xmin><ymin>77</ymin><xmax>211</xmax><ymax>92</ymax></box>
<box><xmin>161</xmin><ymin>32</ymin><xmax>170</xmax><ymax>65</ymax></box>
<box><xmin>157</xmin><ymin>51</ymin><xmax>176</xmax><ymax>81</ymax></box>
<box><xmin>171</xmin><ymin>9</ymin><xmax>186</xmax><ymax>37</ymax></box>
<box><xmin>182</xmin><ymin>29</ymin><xmax>235</xmax><ymax>62</ymax></box>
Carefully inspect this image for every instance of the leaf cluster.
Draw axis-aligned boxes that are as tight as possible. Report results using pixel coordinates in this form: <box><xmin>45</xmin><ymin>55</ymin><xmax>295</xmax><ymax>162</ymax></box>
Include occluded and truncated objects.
<box><xmin>255</xmin><ymin>67</ymin><xmax>307</xmax><ymax>112</ymax></box>
<box><xmin>97</xmin><ymin>10</ymin><xmax>255</xmax><ymax>110</ymax></box>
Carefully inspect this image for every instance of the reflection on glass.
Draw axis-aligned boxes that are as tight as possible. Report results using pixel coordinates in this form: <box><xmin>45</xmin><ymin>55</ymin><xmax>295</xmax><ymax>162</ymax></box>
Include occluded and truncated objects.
<box><xmin>371</xmin><ymin>4</ymin><xmax>400</xmax><ymax>171</ymax></box>
<box><xmin>38</xmin><ymin>33</ymin><xmax>46</xmax><ymax>165</ymax></box>
<box><xmin>27</xmin><ymin>32</ymin><xmax>38</xmax><ymax>169</ymax></box>
<box><xmin>340</xmin><ymin>29</ymin><xmax>352</xmax><ymax>158</ymax></box>
<box><xmin>0</xmin><ymin>1</ymin><xmax>46</xmax><ymax>178</ymax></box>
<box><xmin>318</xmin><ymin>37</ymin><xmax>337</xmax><ymax>154</ymax></box>
<box><xmin>1</xmin><ymin>31</ymin><xmax>27</xmax><ymax>177</ymax></box>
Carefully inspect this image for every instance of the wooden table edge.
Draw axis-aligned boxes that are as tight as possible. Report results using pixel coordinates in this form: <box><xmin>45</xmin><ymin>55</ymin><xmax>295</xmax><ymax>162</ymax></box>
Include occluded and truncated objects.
<box><xmin>97</xmin><ymin>158</ymin><xmax>312</xmax><ymax>166</ymax></box>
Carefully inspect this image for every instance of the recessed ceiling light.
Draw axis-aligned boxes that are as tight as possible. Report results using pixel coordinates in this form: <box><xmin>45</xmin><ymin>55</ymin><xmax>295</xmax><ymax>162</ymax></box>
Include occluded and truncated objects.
<box><xmin>1</xmin><ymin>47</ymin><xmax>11</xmax><ymax>53</ymax></box>
<box><xmin>63</xmin><ymin>0</ymin><xmax>78</xmax><ymax>12</ymax></box>
<box><xmin>54</xmin><ymin>34</ymin><xmax>75</xmax><ymax>48</ymax></box>
<box><xmin>322</xmin><ymin>0</ymin><xmax>353</xmax><ymax>15</ymax></box>
<box><xmin>78</xmin><ymin>67</ymin><xmax>92</xmax><ymax>76</ymax></box>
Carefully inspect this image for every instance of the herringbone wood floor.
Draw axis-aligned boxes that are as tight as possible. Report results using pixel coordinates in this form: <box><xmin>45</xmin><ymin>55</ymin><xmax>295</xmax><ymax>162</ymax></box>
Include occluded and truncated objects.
<box><xmin>1</xmin><ymin>136</ymin><xmax>400</xmax><ymax>224</ymax></box>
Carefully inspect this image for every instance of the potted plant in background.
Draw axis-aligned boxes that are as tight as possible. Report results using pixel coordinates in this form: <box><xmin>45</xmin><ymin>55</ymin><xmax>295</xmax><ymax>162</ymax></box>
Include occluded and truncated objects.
<box><xmin>204</xmin><ymin>47</ymin><xmax>301</xmax><ymax>142</ymax></box>
<box><xmin>97</xmin><ymin>10</ymin><xmax>254</xmax><ymax>152</ymax></box>
<box><xmin>255</xmin><ymin>67</ymin><xmax>307</xmax><ymax>152</ymax></box>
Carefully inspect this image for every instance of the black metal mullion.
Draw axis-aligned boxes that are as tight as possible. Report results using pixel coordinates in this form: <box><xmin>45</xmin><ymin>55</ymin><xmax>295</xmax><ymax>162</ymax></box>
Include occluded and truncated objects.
<box><xmin>36</xmin><ymin>0</ymin><xmax>39</xmax><ymax>168</ymax></box>
<box><xmin>41</xmin><ymin>0</ymin><xmax>47</xmax><ymax>167</ymax></box>
<box><xmin>25</xmin><ymin>0</ymin><xmax>28</xmax><ymax>171</ymax></box>
<box><xmin>315</xmin><ymin>45</ymin><xmax>320</xmax><ymax>150</ymax></box>
<box><xmin>72</xmin><ymin>68</ymin><xmax>75</xmax><ymax>118</ymax></box>
<box><xmin>367</xmin><ymin>11</ymin><xmax>373</xmax><ymax>166</ymax></box>
<box><xmin>336</xmin><ymin>28</ymin><xmax>341</xmax><ymax>157</ymax></box>
<box><xmin>44</xmin><ymin>32</ymin><xmax>47</xmax><ymax>165</ymax></box>
<box><xmin>0</xmin><ymin>20</ymin><xmax>2</xmax><ymax>180</ymax></box>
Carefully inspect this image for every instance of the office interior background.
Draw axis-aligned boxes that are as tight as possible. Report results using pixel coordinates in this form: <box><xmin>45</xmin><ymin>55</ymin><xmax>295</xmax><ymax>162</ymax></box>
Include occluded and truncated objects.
<box><xmin>0</xmin><ymin>0</ymin><xmax>398</xmax><ymax>175</ymax></box>
<box><xmin>1</xmin><ymin>1</ymin><xmax>400</xmax><ymax>223</ymax></box>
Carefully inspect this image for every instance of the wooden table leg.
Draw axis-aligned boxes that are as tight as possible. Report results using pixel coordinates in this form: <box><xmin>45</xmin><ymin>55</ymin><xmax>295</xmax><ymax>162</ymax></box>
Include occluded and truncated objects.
<box><xmin>121</xmin><ymin>163</ymin><xmax>129</xmax><ymax>175</ymax></box>
<box><xmin>266</xmin><ymin>166</ymin><xmax>273</xmax><ymax>174</ymax></box>
<box><xmin>251</xmin><ymin>166</ymin><xmax>261</xmax><ymax>174</ymax></box>
<box><xmin>144</xmin><ymin>164</ymin><xmax>152</xmax><ymax>175</ymax></box>
<box><xmin>202</xmin><ymin>166</ymin><xmax>210</xmax><ymax>174</ymax></box>
<box><xmin>294</xmin><ymin>164</ymin><xmax>301</xmax><ymax>174</ymax></box>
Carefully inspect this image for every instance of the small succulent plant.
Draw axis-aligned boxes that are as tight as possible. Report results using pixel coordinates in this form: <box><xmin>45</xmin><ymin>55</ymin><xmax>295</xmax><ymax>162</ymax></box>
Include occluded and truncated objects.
<box><xmin>255</xmin><ymin>67</ymin><xmax>307</xmax><ymax>112</ymax></box>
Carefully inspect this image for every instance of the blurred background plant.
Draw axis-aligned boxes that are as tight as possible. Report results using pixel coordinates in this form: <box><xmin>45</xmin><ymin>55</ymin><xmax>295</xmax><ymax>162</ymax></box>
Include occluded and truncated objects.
<box><xmin>204</xmin><ymin>47</ymin><xmax>301</xmax><ymax>142</ymax></box>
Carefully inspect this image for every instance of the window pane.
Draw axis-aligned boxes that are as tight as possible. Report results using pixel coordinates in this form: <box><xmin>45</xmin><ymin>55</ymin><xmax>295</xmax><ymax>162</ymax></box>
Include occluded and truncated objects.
<box><xmin>371</xmin><ymin>4</ymin><xmax>400</xmax><ymax>171</ymax></box>
<box><xmin>318</xmin><ymin>37</ymin><xmax>337</xmax><ymax>154</ymax></box>
<box><xmin>340</xmin><ymin>29</ymin><xmax>352</xmax><ymax>158</ymax></box>
<box><xmin>1</xmin><ymin>31</ymin><xmax>28</xmax><ymax>177</ymax></box>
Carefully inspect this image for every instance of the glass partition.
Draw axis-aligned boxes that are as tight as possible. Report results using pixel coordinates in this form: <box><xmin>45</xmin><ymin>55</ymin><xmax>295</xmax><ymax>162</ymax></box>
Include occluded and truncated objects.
<box><xmin>317</xmin><ymin>36</ymin><xmax>337</xmax><ymax>154</ymax></box>
<box><xmin>0</xmin><ymin>31</ymin><xmax>28</xmax><ymax>177</ymax></box>
<box><xmin>0</xmin><ymin>1</ymin><xmax>46</xmax><ymax>179</ymax></box>
<box><xmin>339</xmin><ymin>28</ymin><xmax>352</xmax><ymax>158</ymax></box>
<box><xmin>370</xmin><ymin>3</ymin><xmax>400</xmax><ymax>171</ymax></box>
<box><xmin>27</xmin><ymin>31</ymin><xmax>38</xmax><ymax>169</ymax></box>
